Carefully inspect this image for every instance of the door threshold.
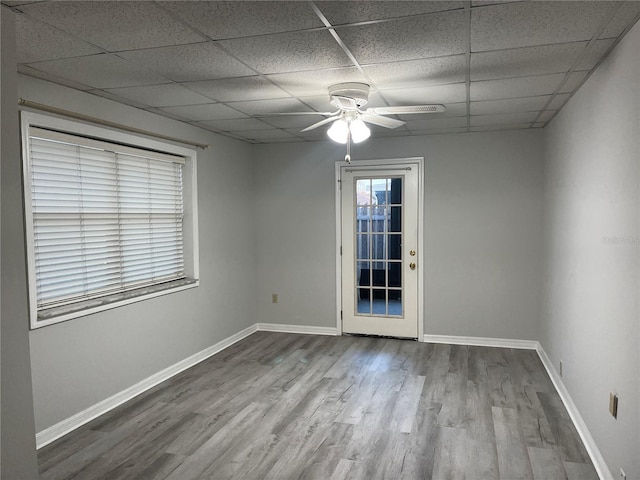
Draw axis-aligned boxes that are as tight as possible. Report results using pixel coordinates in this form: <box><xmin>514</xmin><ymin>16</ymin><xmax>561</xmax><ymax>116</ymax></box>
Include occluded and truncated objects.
<box><xmin>343</xmin><ymin>332</ymin><xmax>418</xmax><ymax>341</ymax></box>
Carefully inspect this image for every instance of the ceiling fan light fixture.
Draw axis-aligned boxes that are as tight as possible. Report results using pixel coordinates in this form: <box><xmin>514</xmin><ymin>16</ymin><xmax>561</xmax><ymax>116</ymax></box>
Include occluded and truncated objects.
<box><xmin>350</xmin><ymin>118</ymin><xmax>370</xmax><ymax>144</ymax></box>
<box><xmin>327</xmin><ymin>119</ymin><xmax>349</xmax><ymax>144</ymax></box>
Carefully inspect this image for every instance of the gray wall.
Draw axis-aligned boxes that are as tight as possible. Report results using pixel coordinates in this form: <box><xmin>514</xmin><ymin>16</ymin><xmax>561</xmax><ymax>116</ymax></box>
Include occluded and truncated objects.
<box><xmin>1</xmin><ymin>6</ymin><xmax>39</xmax><ymax>479</ymax></box>
<box><xmin>18</xmin><ymin>75</ymin><xmax>257</xmax><ymax>432</ymax></box>
<box><xmin>540</xmin><ymin>22</ymin><xmax>640</xmax><ymax>479</ymax></box>
<box><xmin>253</xmin><ymin>130</ymin><xmax>544</xmax><ymax>341</ymax></box>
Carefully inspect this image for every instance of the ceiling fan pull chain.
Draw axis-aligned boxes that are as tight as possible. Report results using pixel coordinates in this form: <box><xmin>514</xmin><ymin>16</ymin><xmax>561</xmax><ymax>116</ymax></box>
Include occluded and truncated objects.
<box><xmin>345</xmin><ymin>129</ymin><xmax>352</xmax><ymax>164</ymax></box>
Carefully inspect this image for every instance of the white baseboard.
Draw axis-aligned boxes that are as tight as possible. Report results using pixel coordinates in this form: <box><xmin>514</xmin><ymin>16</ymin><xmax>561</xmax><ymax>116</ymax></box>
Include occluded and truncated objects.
<box><xmin>536</xmin><ymin>346</ymin><xmax>613</xmax><ymax>480</ymax></box>
<box><xmin>256</xmin><ymin>323</ymin><xmax>338</xmax><ymax>336</ymax></box>
<box><xmin>423</xmin><ymin>334</ymin><xmax>539</xmax><ymax>350</ymax></box>
<box><xmin>35</xmin><ymin>323</ymin><xmax>257</xmax><ymax>449</ymax></box>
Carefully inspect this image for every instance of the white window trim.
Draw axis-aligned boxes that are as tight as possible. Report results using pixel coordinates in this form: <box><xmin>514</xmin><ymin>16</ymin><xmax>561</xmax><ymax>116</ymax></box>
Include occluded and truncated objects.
<box><xmin>21</xmin><ymin>111</ymin><xmax>200</xmax><ymax>329</ymax></box>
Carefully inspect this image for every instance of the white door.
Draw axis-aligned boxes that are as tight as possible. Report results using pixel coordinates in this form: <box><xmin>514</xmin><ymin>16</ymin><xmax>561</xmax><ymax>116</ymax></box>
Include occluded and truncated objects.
<box><xmin>340</xmin><ymin>163</ymin><xmax>420</xmax><ymax>339</ymax></box>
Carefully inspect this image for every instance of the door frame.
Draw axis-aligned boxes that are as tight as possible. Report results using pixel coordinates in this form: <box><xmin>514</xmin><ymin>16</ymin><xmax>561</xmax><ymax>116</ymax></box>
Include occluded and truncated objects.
<box><xmin>335</xmin><ymin>157</ymin><xmax>425</xmax><ymax>341</ymax></box>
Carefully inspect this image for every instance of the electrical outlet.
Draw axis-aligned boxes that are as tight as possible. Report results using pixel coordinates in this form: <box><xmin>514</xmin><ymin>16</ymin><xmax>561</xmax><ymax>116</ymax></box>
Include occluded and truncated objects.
<box><xmin>609</xmin><ymin>392</ymin><xmax>618</xmax><ymax>419</ymax></box>
<box><xmin>271</xmin><ymin>293</ymin><xmax>278</xmax><ymax>304</ymax></box>
<box><xmin>620</xmin><ymin>468</ymin><xmax>626</xmax><ymax>479</ymax></box>
<box><xmin>559</xmin><ymin>360</ymin><xmax>563</xmax><ymax>377</ymax></box>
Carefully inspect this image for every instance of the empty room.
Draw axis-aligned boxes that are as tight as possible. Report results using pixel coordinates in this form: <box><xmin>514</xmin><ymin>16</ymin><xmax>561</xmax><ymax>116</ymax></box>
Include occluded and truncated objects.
<box><xmin>1</xmin><ymin>1</ymin><xmax>639</xmax><ymax>479</ymax></box>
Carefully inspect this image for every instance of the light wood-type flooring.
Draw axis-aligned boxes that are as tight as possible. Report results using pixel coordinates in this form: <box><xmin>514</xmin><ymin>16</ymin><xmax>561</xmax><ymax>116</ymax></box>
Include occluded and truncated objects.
<box><xmin>38</xmin><ymin>332</ymin><xmax>598</xmax><ymax>480</ymax></box>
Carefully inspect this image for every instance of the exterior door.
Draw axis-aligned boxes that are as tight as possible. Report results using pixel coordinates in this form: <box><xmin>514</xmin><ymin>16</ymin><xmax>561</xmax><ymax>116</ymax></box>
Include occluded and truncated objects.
<box><xmin>340</xmin><ymin>163</ymin><xmax>419</xmax><ymax>339</ymax></box>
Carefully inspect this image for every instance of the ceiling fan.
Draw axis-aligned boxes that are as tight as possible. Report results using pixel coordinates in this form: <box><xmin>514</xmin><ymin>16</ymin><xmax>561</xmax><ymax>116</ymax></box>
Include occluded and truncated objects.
<box><xmin>261</xmin><ymin>82</ymin><xmax>446</xmax><ymax>161</ymax></box>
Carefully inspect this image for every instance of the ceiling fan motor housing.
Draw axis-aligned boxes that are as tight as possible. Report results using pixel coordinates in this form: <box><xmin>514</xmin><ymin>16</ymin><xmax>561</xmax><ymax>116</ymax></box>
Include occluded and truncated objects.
<box><xmin>329</xmin><ymin>82</ymin><xmax>370</xmax><ymax>108</ymax></box>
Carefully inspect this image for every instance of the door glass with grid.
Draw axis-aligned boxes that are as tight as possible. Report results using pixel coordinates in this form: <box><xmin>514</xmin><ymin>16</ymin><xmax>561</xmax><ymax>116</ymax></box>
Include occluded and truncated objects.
<box><xmin>355</xmin><ymin>178</ymin><xmax>403</xmax><ymax>316</ymax></box>
<box><xmin>341</xmin><ymin>165</ymin><xmax>419</xmax><ymax>339</ymax></box>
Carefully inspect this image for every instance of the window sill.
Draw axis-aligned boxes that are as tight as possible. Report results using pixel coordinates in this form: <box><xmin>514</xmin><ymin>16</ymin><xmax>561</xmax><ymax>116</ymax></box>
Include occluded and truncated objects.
<box><xmin>32</xmin><ymin>278</ymin><xmax>199</xmax><ymax>329</ymax></box>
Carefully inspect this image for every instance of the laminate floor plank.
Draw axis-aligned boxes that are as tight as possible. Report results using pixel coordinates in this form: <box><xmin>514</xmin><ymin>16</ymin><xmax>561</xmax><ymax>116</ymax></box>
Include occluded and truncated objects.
<box><xmin>464</xmin><ymin>380</ymin><xmax>500</xmax><ymax>479</ymax></box>
<box><xmin>389</xmin><ymin>374</ymin><xmax>426</xmax><ymax>433</ymax></box>
<box><xmin>564</xmin><ymin>461</ymin><xmax>599</xmax><ymax>480</ymax></box>
<box><xmin>430</xmin><ymin>426</ymin><xmax>470</xmax><ymax>480</ymax></box>
<box><xmin>492</xmin><ymin>406</ymin><xmax>534</xmax><ymax>480</ymax></box>
<box><xmin>517</xmin><ymin>385</ymin><xmax>557</xmax><ymax>449</ymax></box>
<box><xmin>537</xmin><ymin>391</ymin><xmax>592</xmax><ymax>463</ymax></box>
<box><xmin>38</xmin><ymin>332</ymin><xmax>597</xmax><ymax>480</ymax></box>
<box><xmin>528</xmin><ymin>446</ymin><xmax>567</xmax><ymax>480</ymax></box>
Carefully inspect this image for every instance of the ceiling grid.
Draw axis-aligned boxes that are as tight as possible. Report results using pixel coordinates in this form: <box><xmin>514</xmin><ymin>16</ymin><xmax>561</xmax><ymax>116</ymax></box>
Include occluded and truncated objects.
<box><xmin>5</xmin><ymin>0</ymin><xmax>640</xmax><ymax>143</ymax></box>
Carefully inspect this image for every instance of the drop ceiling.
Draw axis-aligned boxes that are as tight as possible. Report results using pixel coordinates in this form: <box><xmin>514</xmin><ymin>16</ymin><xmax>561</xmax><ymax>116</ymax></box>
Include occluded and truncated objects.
<box><xmin>5</xmin><ymin>0</ymin><xmax>640</xmax><ymax>144</ymax></box>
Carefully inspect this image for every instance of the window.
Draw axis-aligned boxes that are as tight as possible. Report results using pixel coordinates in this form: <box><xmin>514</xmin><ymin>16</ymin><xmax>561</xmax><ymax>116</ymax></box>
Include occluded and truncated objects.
<box><xmin>21</xmin><ymin>112</ymin><xmax>199</xmax><ymax>328</ymax></box>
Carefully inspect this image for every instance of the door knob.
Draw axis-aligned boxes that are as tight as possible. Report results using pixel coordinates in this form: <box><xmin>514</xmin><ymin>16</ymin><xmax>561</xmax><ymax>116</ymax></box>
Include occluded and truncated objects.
<box><xmin>409</xmin><ymin>250</ymin><xmax>416</xmax><ymax>256</ymax></box>
<box><xmin>409</xmin><ymin>262</ymin><xmax>416</xmax><ymax>270</ymax></box>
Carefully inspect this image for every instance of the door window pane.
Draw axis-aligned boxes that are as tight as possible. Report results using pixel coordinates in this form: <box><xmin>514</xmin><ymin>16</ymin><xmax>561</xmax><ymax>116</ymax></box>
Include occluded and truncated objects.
<box><xmin>353</xmin><ymin>176</ymin><xmax>403</xmax><ymax>318</ymax></box>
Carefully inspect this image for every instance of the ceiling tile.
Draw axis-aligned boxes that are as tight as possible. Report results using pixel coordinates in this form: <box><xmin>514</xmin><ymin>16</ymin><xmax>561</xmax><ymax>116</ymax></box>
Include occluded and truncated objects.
<box><xmin>559</xmin><ymin>71</ymin><xmax>589</xmax><ymax>93</ymax></box>
<box><xmin>197</xmin><ymin>118</ymin><xmax>274</xmax><ymax>132</ymax></box>
<box><xmin>470</xmin><ymin>96</ymin><xmax>550</xmax><ymax>115</ymax></box>
<box><xmin>117</xmin><ymin>42</ymin><xmax>255</xmax><ymax>82</ymax></box>
<box><xmin>185</xmin><ymin>76</ymin><xmax>290</xmax><ymax>102</ymax></box>
<box><xmin>363</xmin><ymin>55</ymin><xmax>466</xmax><ymax>90</ymax></box>
<box><xmin>380</xmin><ymin>83</ymin><xmax>467</xmax><ymax>105</ymax></box>
<box><xmin>218</xmin><ymin>30</ymin><xmax>353</xmax><ymax>75</ymax></box>
<box><xmin>287</xmin><ymin>127</ymin><xmax>330</xmax><ymax>141</ymax></box>
<box><xmin>103</xmin><ymin>84</ymin><xmax>213</xmax><ymax>108</ymax></box>
<box><xmin>537</xmin><ymin>110</ymin><xmax>557</xmax><ymax>123</ymax></box>
<box><xmin>397</xmin><ymin>102</ymin><xmax>468</xmax><ymax>120</ymax></box>
<box><xmin>265</xmin><ymin>67</ymin><xmax>366</xmax><ymax>98</ymax></box>
<box><xmin>16</xmin><ymin>13</ymin><xmax>102</xmax><ymax>64</ymax></box>
<box><xmin>370</xmin><ymin>128</ymin><xmax>412</xmax><ymax>138</ymax></box>
<box><xmin>160</xmin><ymin>1</ymin><xmax>323</xmax><ymax>40</ymax></box>
<box><xmin>470</xmin><ymin>73</ymin><xmax>565</xmax><ymax>100</ymax></box>
<box><xmin>19</xmin><ymin>1</ymin><xmax>204</xmax><ymax>51</ymax></box>
<box><xmin>159</xmin><ymin>103</ymin><xmax>247</xmax><ymax>121</ymax></box>
<box><xmin>227</xmin><ymin>97</ymin><xmax>314</xmax><ymax>116</ymax></box>
<box><xmin>231</xmin><ymin>129</ymin><xmax>298</xmax><ymax>141</ymax></box>
<box><xmin>470</xmin><ymin>123</ymin><xmax>532</xmax><ymax>132</ymax></box>
<box><xmin>18</xmin><ymin>64</ymin><xmax>94</xmax><ymax>91</ymax></box>
<box><xmin>2</xmin><ymin>1</ymin><xmax>43</xmax><ymax>5</ymax></box>
<box><xmin>471</xmin><ymin>1</ymin><xmax>616</xmax><ymax>51</ymax></box>
<box><xmin>547</xmin><ymin>93</ymin><xmax>571</xmax><ymax>110</ymax></box>
<box><xmin>88</xmin><ymin>89</ymin><xmax>149</xmax><ymax>109</ymax></box>
<box><xmin>336</xmin><ymin>10</ymin><xmax>466</xmax><ymax>64</ymax></box>
<box><xmin>471</xmin><ymin>43</ymin><xmax>586</xmax><ymax>81</ymax></box>
<box><xmin>470</xmin><ymin>111</ymin><xmax>538</xmax><ymax>126</ymax></box>
<box><xmin>316</xmin><ymin>1</ymin><xmax>465</xmax><ymax>25</ymax></box>
<box><xmin>600</xmin><ymin>1</ymin><xmax>640</xmax><ymax>38</ymax></box>
<box><xmin>410</xmin><ymin>127</ymin><xmax>469</xmax><ymax>136</ymax></box>
<box><xmin>261</xmin><ymin>115</ymin><xmax>329</xmax><ymax>130</ymax></box>
<box><xmin>574</xmin><ymin>39</ymin><xmax>615</xmax><ymax>71</ymax></box>
<box><xmin>296</xmin><ymin>95</ymin><xmax>344</xmax><ymax>112</ymax></box>
<box><xmin>27</xmin><ymin>54</ymin><xmax>168</xmax><ymax>89</ymax></box>
<box><xmin>405</xmin><ymin>116</ymin><xmax>468</xmax><ymax>131</ymax></box>
<box><xmin>260</xmin><ymin>137</ymin><xmax>308</xmax><ymax>144</ymax></box>
<box><xmin>471</xmin><ymin>1</ymin><xmax>527</xmax><ymax>6</ymax></box>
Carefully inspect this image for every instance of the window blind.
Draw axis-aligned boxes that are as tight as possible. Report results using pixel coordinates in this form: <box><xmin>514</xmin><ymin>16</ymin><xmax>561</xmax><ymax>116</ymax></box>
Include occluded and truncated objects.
<box><xmin>27</xmin><ymin>127</ymin><xmax>186</xmax><ymax>310</ymax></box>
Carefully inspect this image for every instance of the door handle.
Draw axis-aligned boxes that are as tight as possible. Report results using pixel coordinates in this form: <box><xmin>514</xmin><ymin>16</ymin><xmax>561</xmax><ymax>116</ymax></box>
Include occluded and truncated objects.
<box><xmin>409</xmin><ymin>262</ymin><xmax>416</xmax><ymax>270</ymax></box>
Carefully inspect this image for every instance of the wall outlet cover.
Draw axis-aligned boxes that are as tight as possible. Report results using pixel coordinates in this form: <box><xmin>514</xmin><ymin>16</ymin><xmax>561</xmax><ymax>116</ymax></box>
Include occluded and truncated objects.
<box><xmin>609</xmin><ymin>392</ymin><xmax>618</xmax><ymax>419</ymax></box>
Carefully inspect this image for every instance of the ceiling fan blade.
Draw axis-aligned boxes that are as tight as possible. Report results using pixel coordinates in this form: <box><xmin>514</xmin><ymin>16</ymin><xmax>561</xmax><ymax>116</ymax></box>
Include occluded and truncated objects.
<box><xmin>256</xmin><ymin>110</ymin><xmax>338</xmax><ymax>117</ymax></box>
<box><xmin>366</xmin><ymin>105</ymin><xmax>446</xmax><ymax>115</ymax></box>
<box><xmin>300</xmin><ymin>116</ymin><xmax>341</xmax><ymax>132</ymax></box>
<box><xmin>360</xmin><ymin>113</ymin><xmax>405</xmax><ymax>129</ymax></box>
